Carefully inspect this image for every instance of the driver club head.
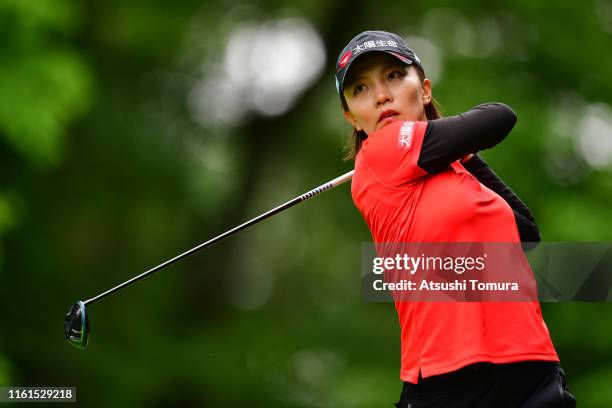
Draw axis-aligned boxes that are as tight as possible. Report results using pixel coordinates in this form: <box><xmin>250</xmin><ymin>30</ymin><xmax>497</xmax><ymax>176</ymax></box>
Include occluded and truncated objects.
<box><xmin>64</xmin><ymin>301</ymin><xmax>89</xmax><ymax>349</ymax></box>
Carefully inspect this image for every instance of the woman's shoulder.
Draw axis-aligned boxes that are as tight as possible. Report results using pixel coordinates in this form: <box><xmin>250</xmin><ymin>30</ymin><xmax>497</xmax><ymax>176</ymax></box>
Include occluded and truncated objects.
<box><xmin>363</xmin><ymin>120</ymin><xmax>426</xmax><ymax>155</ymax></box>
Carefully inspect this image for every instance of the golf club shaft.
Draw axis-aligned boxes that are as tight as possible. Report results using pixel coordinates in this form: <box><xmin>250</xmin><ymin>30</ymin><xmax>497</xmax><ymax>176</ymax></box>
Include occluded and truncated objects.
<box><xmin>84</xmin><ymin>170</ymin><xmax>354</xmax><ymax>306</ymax></box>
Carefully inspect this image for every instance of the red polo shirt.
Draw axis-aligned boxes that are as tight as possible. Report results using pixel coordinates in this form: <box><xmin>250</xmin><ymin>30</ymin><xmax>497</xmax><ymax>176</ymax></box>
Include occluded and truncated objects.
<box><xmin>351</xmin><ymin>120</ymin><xmax>559</xmax><ymax>383</ymax></box>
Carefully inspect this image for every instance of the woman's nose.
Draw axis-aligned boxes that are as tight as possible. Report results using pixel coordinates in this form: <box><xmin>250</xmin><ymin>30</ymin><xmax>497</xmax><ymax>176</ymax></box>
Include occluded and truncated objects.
<box><xmin>375</xmin><ymin>84</ymin><xmax>392</xmax><ymax>106</ymax></box>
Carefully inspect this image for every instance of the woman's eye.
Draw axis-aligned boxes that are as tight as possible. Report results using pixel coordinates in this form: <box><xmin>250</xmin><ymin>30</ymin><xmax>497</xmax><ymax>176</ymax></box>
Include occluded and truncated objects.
<box><xmin>388</xmin><ymin>70</ymin><xmax>404</xmax><ymax>80</ymax></box>
<box><xmin>353</xmin><ymin>84</ymin><xmax>365</xmax><ymax>95</ymax></box>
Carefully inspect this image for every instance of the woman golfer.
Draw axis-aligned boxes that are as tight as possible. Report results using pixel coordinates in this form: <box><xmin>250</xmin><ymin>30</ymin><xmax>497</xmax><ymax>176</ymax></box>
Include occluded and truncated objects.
<box><xmin>336</xmin><ymin>31</ymin><xmax>576</xmax><ymax>407</ymax></box>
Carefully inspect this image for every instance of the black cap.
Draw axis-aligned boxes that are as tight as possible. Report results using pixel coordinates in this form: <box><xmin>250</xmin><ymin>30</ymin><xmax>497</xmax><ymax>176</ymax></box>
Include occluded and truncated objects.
<box><xmin>335</xmin><ymin>30</ymin><xmax>423</xmax><ymax>95</ymax></box>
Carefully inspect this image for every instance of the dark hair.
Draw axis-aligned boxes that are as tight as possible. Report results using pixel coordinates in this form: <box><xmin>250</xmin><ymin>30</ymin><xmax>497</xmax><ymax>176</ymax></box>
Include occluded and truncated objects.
<box><xmin>340</xmin><ymin>65</ymin><xmax>442</xmax><ymax>161</ymax></box>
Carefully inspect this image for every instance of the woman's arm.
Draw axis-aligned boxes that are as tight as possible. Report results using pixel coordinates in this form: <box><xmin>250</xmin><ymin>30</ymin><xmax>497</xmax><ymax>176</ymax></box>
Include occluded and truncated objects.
<box><xmin>417</xmin><ymin>103</ymin><xmax>517</xmax><ymax>174</ymax></box>
<box><xmin>463</xmin><ymin>154</ymin><xmax>541</xmax><ymax>243</ymax></box>
<box><xmin>414</xmin><ymin>102</ymin><xmax>538</xmax><ymax>244</ymax></box>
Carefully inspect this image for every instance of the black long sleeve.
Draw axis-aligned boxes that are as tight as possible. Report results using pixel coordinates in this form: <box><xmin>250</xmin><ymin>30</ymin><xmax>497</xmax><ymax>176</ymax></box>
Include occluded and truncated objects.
<box><xmin>462</xmin><ymin>154</ymin><xmax>541</xmax><ymax>244</ymax></box>
<box><xmin>417</xmin><ymin>103</ymin><xmax>517</xmax><ymax>174</ymax></box>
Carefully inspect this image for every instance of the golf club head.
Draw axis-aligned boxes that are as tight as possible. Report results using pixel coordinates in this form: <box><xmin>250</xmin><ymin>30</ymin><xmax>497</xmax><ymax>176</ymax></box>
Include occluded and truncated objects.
<box><xmin>64</xmin><ymin>301</ymin><xmax>89</xmax><ymax>349</ymax></box>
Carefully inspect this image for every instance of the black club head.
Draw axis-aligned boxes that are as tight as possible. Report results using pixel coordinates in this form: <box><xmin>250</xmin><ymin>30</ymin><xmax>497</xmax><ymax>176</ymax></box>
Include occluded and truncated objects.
<box><xmin>64</xmin><ymin>301</ymin><xmax>89</xmax><ymax>349</ymax></box>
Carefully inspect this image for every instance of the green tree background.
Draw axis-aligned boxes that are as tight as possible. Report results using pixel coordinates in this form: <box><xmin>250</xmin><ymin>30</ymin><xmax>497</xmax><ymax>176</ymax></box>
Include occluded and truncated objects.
<box><xmin>1</xmin><ymin>0</ymin><xmax>611</xmax><ymax>406</ymax></box>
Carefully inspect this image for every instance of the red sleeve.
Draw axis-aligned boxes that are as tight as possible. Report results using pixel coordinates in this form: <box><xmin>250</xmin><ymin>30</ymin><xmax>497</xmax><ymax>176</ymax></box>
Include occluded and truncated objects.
<box><xmin>358</xmin><ymin>120</ymin><xmax>428</xmax><ymax>187</ymax></box>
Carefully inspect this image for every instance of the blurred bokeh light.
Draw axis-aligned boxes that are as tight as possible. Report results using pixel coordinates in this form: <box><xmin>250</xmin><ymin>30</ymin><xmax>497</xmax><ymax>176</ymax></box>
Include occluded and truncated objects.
<box><xmin>188</xmin><ymin>17</ymin><xmax>325</xmax><ymax>127</ymax></box>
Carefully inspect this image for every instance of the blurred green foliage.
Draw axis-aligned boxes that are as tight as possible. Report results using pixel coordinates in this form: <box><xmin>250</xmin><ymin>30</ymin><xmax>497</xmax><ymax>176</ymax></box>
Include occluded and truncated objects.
<box><xmin>0</xmin><ymin>0</ymin><xmax>611</xmax><ymax>407</ymax></box>
<box><xmin>0</xmin><ymin>0</ymin><xmax>92</xmax><ymax>167</ymax></box>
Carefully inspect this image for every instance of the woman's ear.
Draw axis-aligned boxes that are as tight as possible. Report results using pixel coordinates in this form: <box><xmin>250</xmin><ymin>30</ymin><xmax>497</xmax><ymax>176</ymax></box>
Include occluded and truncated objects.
<box><xmin>343</xmin><ymin>110</ymin><xmax>362</xmax><ymax>132</ymax></box>
<box><xmin>422</xmin><ymin>78</ymin><xmax>432</xmax><ymax>105</ymax></box>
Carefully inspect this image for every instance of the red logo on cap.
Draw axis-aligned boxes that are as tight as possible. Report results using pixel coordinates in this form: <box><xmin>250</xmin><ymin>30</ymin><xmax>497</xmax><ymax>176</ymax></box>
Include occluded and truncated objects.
<box><xmin>339</xmin><ymin>51</ymin><xmax>352</xmax><ymax>68</ymax></box>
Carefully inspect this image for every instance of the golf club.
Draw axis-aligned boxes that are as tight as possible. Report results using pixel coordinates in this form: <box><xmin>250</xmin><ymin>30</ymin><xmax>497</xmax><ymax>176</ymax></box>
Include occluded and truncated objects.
<box><xmin>64</xmin><ymin>170</ymin><xmax>354</xmax><ymax>349</ymax></box>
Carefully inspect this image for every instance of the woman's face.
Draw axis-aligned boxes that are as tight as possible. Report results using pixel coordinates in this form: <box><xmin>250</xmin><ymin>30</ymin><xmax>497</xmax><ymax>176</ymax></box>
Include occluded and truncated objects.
<box><xmin>342</xmin><ymin>53</ymin><xmax>432</xmax><ymax>135</ymax></box>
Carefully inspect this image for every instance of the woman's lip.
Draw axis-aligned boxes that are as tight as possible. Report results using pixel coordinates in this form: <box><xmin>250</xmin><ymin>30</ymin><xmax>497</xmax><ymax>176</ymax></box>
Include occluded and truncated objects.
<box><xmin>378</xmin><ymin>110</ymin><xmax>400</xmax><ymax>122</ymax></box>
<box><xmin>377</xmin><ymin>115</ymin><xmax>400</xmax><ymax>129</ymax></box>
<box><xmin>380</xmin><ymin>115</ymin><xmax>398</xmax><ymax>122</ymax></box>
<box><xmin>378</xmin><ymin>114</ymin><xmax>399</xmax><ymax>124</ymax></box>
